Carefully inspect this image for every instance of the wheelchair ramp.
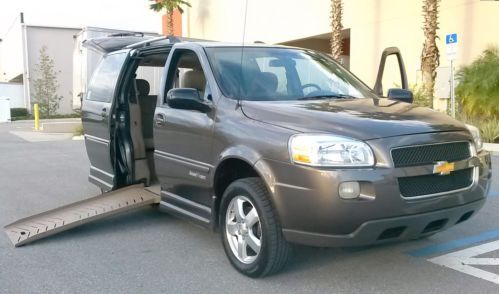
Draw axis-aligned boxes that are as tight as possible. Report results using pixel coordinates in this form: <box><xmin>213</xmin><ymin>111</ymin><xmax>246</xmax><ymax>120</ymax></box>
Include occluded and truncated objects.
<box><xmin>4</xmin><ymin>184</ymin><xmax>160</xmax><ymax>247</ymax></box>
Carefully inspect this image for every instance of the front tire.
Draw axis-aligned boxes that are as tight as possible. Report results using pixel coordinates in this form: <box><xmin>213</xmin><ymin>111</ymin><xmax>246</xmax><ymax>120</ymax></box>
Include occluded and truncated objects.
<box><xmin>220</xmin><ymin>178</ymin><xmax>291</xmax><ymax>277</ymax></box>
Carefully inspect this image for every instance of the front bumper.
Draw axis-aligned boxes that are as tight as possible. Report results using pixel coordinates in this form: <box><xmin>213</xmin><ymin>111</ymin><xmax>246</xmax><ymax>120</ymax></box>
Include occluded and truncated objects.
<box><xmin>283</xmin><ymin>198</ymin><xmax>485</xmax><ymax>247</ymax></box>
<box><xmin>258</xmin><ymin>131</ymin><xmax>492</xmax><ymax>247</ymax></box>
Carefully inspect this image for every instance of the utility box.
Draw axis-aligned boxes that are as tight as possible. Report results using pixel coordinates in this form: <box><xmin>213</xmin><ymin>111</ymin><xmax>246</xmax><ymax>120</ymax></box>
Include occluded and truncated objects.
<box><xmin>0</xmin><ymin>98</ymin><xmax>12</xmax><ymax>123</ymax></box>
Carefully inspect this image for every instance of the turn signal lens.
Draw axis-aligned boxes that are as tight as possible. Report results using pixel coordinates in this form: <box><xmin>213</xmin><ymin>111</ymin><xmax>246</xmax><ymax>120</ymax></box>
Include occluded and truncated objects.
<box><xmin>289</xmin><ymin>134</ymin><xmax>375</xmax><ymax>167</ymax></box>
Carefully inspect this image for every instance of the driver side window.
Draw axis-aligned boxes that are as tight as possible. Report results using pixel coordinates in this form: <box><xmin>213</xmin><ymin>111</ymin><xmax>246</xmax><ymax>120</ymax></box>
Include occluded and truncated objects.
<box><xmin>166</xmin><ymin>50</ymin><xmax>208</xmax><ymax>102</ymax></box>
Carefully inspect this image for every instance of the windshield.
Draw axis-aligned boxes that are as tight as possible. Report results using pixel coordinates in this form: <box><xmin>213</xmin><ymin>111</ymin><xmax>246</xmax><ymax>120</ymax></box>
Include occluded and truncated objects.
<box><xmin>205</xmin><ymin>47</ymin><xmax>376</xmax><ymax>101</ymax></box>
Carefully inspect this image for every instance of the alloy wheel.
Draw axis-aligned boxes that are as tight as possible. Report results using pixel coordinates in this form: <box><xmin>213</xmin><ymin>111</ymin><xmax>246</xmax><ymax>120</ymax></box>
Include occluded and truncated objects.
<box><xmin>225</xmin><ymin>195</ymin><xmax>262</xmax><ymax>264</ymax></box>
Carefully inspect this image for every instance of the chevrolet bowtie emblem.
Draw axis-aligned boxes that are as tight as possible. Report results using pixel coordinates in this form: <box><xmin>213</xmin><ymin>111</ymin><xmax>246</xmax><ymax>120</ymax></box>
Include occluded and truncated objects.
<box><xmin>433</xmin><ymin>161</ymin><xmax>455</xmax><ymax>175</ymax></box>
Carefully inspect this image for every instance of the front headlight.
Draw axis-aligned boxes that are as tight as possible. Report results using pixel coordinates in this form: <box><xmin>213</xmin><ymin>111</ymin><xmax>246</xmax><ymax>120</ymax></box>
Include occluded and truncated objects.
<box><xmin>289</xmin><ymin>134</ymin><xmax>375</xmax><ymax>167</ymax></box>
<box><xmin>465</xmin><ymin>124</ymin><xmax>483</xmax><ymax>152</ymax></box>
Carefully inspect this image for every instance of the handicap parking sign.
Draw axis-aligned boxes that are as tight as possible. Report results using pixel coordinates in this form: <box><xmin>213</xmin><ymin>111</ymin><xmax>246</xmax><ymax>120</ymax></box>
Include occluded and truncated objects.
<box><xmin>446</xmin><ymin>33</ymin><xmax>458</xmax><ymax>60</ymax></box>
<box><xmin>446</xmin><ymin>33</ymin><xmax>457</xmax><ymax>44</ymax></box>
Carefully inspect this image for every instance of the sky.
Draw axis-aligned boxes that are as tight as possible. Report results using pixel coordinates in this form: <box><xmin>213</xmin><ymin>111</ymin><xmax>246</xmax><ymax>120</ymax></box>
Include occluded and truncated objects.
<box><xmin>0</xmin><ymin>0</ymin><xmax>162</xmax><ymax>38</ymax></box>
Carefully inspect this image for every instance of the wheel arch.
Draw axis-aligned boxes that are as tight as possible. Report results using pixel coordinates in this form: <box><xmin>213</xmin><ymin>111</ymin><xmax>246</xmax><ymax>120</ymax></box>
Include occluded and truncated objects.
<box><xmin>211</xmin><ymin>148</ymin><xmax>280</xmax><ymax>230</ymax></box>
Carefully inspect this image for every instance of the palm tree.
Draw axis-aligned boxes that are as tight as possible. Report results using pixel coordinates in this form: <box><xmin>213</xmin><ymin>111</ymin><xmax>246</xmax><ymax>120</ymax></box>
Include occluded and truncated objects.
<box><xmin>420</xmin><ymin>0</ymin><xmax>440</xmax><ymax>108</ymax></box>
<box><xmin>330</xmin><ymin>0</ymin><xmax>343</xmax><ymax>61</ymax></box>
<box><xmin>149</xmin><ymin>0</ymin><xmax>191</xmax><ymax>36</ymax></box>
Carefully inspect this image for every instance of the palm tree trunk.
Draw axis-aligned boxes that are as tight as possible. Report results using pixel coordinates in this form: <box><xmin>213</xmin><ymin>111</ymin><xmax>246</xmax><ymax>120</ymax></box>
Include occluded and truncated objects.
<box><xmin>421</xmin><ymin>0</ymin><xmax>440</xmax><ymax>108</ymax></box>
<box><xmin>330</xmin><ymin>0</ymin><xmax>343</xmax><ymax>61</ymax></box>
<box><xmin>167</xmin><ymin>8</ymin><xmax>174</xmax><ymax>36</ymax></box>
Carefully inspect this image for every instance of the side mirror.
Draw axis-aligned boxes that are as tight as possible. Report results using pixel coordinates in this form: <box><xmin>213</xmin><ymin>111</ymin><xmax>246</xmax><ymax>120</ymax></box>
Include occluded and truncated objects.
<box><xmin>166</xmin><ymin>88</ymin><xmax>208</xmax><ymax>112</ymax></box>
<box><xmin>373</xmin><ymin>47</ymin><xmax>408</xmax><ymax>96</ymax></box>
<box><xmin>387</xmin><ymin>88</ymin><xmax>413</xmax><ymax>103</ymax></box>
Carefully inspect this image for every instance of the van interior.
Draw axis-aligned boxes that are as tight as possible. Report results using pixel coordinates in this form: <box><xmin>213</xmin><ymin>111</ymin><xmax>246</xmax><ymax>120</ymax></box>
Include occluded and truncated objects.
<box><xmin>114</xmin><ymin>50</ymin><xmax>208</xmax><ymax>188</ymax></box>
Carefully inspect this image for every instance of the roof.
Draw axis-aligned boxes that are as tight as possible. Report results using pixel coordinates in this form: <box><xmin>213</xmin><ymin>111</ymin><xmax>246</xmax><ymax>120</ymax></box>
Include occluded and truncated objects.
<box><xmin>76</xmin><ymin>26</ymin><xmax>160</xmax><ymax>37</ymax></box>
<box><xmin>83</xmin><ymin>35</ymin><xmax>294</xmax><ymax>54</ymax></box>
<box><xmin>196</xmin><ymin>42</ymin><xmax>290</xmax><ymax>48</ymax></box>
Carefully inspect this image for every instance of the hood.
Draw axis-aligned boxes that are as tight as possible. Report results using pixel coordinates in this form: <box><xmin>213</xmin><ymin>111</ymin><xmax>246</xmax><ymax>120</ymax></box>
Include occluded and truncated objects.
<box><xmin>241</xmin><ymin>98</ymin><xmax>467</xmax><ymax>140</ymax></box>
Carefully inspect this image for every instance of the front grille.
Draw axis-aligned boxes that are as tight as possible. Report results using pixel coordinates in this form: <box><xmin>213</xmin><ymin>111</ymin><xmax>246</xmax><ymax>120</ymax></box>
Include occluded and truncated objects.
<box><xmin>392</xmin><ymin>142</ymin><xmax>471</xmax><ymax>168</ymax></box>
<box><xmin>398</xmin><ymin>168</ymin><xmax>474</xmax><ymax>198</ymax></box>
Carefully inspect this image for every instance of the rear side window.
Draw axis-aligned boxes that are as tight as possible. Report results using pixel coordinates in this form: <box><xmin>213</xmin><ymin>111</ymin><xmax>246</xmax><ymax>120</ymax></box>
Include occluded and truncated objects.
<box><xmin>86</xmin><ymin>52</ymin><xmax>127</xmax><ymax>102</ymax></box>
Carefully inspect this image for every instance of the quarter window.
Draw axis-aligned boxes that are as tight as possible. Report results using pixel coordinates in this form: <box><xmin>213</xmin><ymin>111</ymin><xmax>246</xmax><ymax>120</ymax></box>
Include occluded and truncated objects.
<box><xmin>86</xmin><ymin>52</ymin><xmax>127</xmax><ymax>102</ymax></box>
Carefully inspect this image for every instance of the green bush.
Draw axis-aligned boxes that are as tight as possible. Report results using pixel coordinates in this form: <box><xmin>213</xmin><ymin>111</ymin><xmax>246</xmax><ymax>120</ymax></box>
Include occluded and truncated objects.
<box><xmin>479</xmin><ymin>119</ymin><xmax>499</xmax><ymax>143</ymax></box>
<box><xmin>456</xmin><ymin>46</ymin><xmax>499</xmax><ymax>118</ymax></box>
<box><xmin>39</xmin><ymin>113</ymin><xmax>81</xmax><ymax>119</ymax></box>
<box><xmin>458</xmin><ymin>115</ymin><xmax>499</xmax><ymax>143</ymax></box>
<box><xmin>10</xmin><ymin>116</ymin><xmax>32</xmax><ymax>121</ymax></box>
<box><xmin>393</xmin><ymin>83</ymin><xmax>432</xmax><ymax>108</ymax></box>
<box><xmin>9</xmin><ymin>110</ymin><xmax>81</xmax><ymax>121</ymax></box>
<box><xmin>409</xmin><ymin>84</ymin><xmax>432</xmax><ymax>108</ymax></box>
<box><xmin>10</xmin><ymin>108</ymin><xmax>29</xmax><ymax>118</ymax></box>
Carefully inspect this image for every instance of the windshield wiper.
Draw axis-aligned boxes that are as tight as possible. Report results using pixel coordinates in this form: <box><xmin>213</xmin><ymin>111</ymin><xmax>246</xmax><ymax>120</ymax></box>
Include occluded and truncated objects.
<box><xmin>297</xmin><ymin>94</ymin><xmax>358</xmax><ymax>100</ymax></box>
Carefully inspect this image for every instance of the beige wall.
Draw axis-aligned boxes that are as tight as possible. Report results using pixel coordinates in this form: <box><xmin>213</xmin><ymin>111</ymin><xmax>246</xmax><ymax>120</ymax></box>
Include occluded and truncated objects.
<box><xmin>344</xmin><ymin>0</ymin><xmax>499</xmax><ymax>99</ymax></box>
<box><xmin>182</xmin><ymin>0</ymin><xmax>331</xmax><ymax>44</ymax></box>
<box><xmin>182</xmin><ymin>0</ymin><xmax>499</xmax><ymax>109</ymax></box>
<box><xmin>26</xmin><ymin>26</ymin><xmax>80</xmax><ymax>114</ymax></box>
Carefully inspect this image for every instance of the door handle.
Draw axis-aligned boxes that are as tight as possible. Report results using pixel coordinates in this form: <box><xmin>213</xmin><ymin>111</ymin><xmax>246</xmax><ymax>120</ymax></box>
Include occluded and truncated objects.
<box><xmin>101</xmin><ymin>107</ymin><xmax>108</xmax><ymax>117</ymax></box>
<box><xmin>155</xmin><ymin>114</ymin><xmax>166</xmax><ymax>126</ymax></box>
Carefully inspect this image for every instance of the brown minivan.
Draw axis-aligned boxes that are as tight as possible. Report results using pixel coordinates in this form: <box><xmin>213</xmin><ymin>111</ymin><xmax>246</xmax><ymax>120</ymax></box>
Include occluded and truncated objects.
<box><xmin>81</xmin><ymin>36</ymin><xmax>492</xmax><ymax>277</ymax></box>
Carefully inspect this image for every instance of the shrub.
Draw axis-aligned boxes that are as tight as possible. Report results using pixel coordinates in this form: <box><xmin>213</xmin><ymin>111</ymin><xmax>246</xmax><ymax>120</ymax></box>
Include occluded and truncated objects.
<box><xmin>479</xmin><ymin>119</ymin><xmax>499</xmax><ymax>143</ymax></box>
<box><xmin>39</xmin><ymin>112</ymin><xmax>81</xmax><ymax>119</ymax></box>
<box><xmin>10</xmin><ymin>108</ymin><xmax>29</xmax><ymax>118</ymax></box>
<box><xmin>392</xmin><ymin>83</ymin><xmax>432</xmax><ymax>108</ymax></box>
<box><xmin>409</xmin><ymin>84</ymin><xmax>432</xmax><ymax>108</ymax></box>
<box><xmin>456</xmin><ymin>46</ymin><xmax>499</xmax><ymax>118</ymax></box>
<box><xmin>458</xmin><ymin>115</ymin><xmax>499</xmax><ymax>143</ymax></box>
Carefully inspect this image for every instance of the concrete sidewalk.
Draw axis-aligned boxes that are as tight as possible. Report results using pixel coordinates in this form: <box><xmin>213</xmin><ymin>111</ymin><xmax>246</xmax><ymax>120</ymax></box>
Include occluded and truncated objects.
<box><xmin>2</xmin><ymin>118</ymin><xmax>81</xmax><ymax>134</ymax></box>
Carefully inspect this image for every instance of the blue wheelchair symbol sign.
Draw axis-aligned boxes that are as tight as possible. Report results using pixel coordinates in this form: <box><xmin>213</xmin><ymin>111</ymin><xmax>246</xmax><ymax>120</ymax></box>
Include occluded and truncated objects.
<box><xmin>446</xmin><ymin>34</ymin><xmax>457</xmax><ymax>44</ymax></box>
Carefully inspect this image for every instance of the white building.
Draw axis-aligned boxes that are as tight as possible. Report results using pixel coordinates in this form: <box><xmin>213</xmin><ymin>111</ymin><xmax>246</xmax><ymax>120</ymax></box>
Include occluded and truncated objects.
<box><xmin>0</xmin><ymin>20</ymin><xmax>159</xmax><ymax>114</ymax></box>
<box><xmin>0</xmin><ymin>20</ymin><xmax>80</xmax><ymax>114</ymax></box>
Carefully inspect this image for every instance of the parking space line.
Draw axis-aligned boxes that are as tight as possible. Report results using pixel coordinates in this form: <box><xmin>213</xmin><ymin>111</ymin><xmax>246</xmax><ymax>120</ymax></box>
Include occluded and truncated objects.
<box><xmin>429</xmin><ymin>240</ymin><xmax>499</xmax><ymax>285</ymax></box>
<box><xmin>407</xmin><ymin>229</ymin><xmax>499</xmax><ymax>257</ymax></box>
<box><xmin>488</xmin><ymin>191</ymin><xmax>499</xmax><ymax>198</ymax></box>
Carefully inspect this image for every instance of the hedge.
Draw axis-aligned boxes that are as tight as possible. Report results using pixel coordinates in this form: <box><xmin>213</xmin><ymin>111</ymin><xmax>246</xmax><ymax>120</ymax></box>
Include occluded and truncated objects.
<box><xmin>10</xmin><ymin>108</ymin><xmax>29</xmax><ymax>118</ymax></box>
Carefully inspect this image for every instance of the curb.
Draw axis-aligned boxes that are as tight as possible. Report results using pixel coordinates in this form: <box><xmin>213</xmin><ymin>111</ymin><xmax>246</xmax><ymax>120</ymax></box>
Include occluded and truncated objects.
<box><xmin>483</xmin><ymin>143</ymin><xmax>499</xmax><ymax>156</ymax></box>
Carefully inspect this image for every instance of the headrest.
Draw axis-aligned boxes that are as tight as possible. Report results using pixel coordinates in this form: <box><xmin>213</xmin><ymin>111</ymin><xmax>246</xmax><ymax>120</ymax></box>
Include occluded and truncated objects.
<box><xmin>248</xmin><ymin>71</ymin><xmax>278</xmax><ymax>99</ymax></box>
<box><xmin>180</xmin><ymin>70</ymin><xmax>206</xmax><ymax>91</ymax></box>
<box><xmin>136</xmin><ymin>79</ymin><xmax>150</xmax><ymax>96</ymax></box>
<box><xmin>259</xmin><ymin>72</ymin><xmax>278</xmax><ymax>92</ymax></box>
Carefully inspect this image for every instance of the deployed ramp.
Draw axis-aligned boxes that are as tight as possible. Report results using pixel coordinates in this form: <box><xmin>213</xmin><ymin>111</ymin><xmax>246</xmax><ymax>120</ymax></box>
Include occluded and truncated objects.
<box><xmin>4</xmin><ymin>184</ymin><xmax>160</xmax><ymax>247</ymax></box>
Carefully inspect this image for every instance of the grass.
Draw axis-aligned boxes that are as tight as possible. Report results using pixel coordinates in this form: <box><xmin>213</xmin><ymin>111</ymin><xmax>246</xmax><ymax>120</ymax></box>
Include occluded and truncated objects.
<box><xmin>73</xmin><ymin>125</ymin><xmax>84</xmax><ymax>136</ymax></box>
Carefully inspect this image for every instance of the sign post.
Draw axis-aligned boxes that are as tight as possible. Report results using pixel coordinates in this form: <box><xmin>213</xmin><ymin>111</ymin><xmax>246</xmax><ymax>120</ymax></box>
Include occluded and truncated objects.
<box><xmin>446</xmin><ymin>33</ymin><xmax>457</xmax><ymax>118</ymax></box>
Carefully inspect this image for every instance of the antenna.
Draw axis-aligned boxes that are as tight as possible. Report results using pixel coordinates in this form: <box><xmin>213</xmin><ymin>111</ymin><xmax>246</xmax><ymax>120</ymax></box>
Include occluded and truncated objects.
<box><xmin>237</xmin><ymin>0</ymin><xmax>249</xmax><ymax>107</ymax></box>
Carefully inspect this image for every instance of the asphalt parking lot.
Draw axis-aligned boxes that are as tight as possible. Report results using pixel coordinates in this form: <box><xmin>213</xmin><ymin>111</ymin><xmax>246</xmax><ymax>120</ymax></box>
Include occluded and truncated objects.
<box><xmin>1</xmin><ymin>121</ymin><xmax>498</xmax><ymax>293</ymax></box>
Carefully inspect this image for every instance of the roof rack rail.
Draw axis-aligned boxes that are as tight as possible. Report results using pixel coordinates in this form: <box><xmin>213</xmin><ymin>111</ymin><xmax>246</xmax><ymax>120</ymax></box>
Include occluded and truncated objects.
<box><xmin>125</xmin><ymin>35</ymin><xmax>214</xmax><ymax>49</ymax></box>
<box><xmin>125</xmin><ymin>36</ymin><xmax>169</xmax><ymax>49</ymax></box>
<box><xmin>108</xmin><ymin>32</ymin><xmax>145</xmax><ymax>38</ymax></box>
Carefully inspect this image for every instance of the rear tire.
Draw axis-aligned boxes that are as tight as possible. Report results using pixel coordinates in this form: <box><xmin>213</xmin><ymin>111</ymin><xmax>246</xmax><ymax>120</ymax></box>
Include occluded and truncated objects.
<box><xmin>220</xmin><ymin>177</ymin><xmax>291</xmax><ymax>277</ymax></box>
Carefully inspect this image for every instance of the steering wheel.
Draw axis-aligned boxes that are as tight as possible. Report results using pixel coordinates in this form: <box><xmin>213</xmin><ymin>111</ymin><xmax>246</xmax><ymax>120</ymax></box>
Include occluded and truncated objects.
<box><xmin>301</xmin><ymin>83</ymin><xmax>322</xmax><ymax>92</ymax></box>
